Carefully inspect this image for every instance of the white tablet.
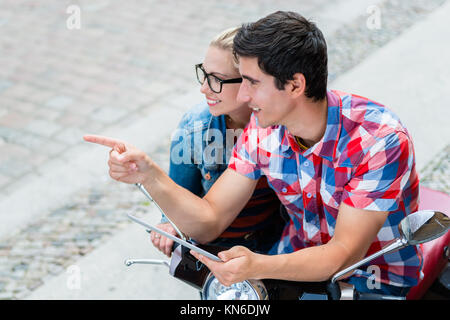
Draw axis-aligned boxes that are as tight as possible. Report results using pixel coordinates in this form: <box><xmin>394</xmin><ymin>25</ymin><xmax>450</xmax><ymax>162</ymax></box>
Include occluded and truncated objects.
<box><xmin>127</xmin><ymin>213</ymin><xmax>222</xmax><ymax>262</ymax></box>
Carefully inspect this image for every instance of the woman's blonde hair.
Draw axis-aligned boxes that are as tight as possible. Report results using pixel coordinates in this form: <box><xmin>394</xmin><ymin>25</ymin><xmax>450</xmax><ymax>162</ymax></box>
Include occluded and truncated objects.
<box><xmin>209</xmin><ymin>26</ymin><xmax>240</xmax><ymax>68</ymax></box>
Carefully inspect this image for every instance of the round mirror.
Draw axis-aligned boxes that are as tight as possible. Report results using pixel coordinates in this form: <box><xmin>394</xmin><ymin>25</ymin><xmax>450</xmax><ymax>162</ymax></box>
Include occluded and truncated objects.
<box><xmin>399</xmin><ymin>210</ymin><xmax>450</xmax><ymax>245</ymax></box>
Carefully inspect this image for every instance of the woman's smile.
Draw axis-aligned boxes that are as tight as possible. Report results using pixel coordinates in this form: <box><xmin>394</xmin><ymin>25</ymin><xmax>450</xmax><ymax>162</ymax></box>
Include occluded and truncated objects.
<box><xmin>206</xmin><ymin>97</ymin><xmax>221</xmax><ymax>107</ymax></box>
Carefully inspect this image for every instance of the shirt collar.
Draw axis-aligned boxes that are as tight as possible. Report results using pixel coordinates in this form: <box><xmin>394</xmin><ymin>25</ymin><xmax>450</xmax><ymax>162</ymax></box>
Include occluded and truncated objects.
<box><xmin>205</xmin><ymin>113</ymin><xmax>226</xmax><ymax>141</ymax></box>
<box><xmin>284</xmin><ymin>90</ymin><xmax>342</xmax><ymax>161</ymax></box>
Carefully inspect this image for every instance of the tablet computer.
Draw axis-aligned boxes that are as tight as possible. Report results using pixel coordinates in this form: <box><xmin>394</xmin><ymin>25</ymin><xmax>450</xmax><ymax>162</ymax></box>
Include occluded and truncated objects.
<box><xmin>127</xmin><ymin>213</ymin><xmax>222</xmax><ymax>262</ymax></box>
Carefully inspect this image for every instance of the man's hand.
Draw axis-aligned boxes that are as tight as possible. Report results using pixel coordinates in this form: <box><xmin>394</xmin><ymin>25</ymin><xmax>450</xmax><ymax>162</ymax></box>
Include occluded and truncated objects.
<box><xmin>151</xmin><ymin>223</ymin><xmax>178</xmax><ymax>258</ymax></box>
<box><xmin>190</xmin><ymin>246</ymin><xmax>262</xmax><ymax>287</ymax></box>
<box><xmin>83</xmin><ymin>134</ymin><xmax>153</xmax><ymax>185</ymax></box>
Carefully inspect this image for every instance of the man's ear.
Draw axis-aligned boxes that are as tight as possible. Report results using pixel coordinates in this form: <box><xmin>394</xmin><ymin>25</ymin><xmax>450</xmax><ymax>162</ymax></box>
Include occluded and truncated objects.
<box><xmin>288</xmin><ymin>73</ymin><xmax>306</xmax><ymax>98</ymax></box>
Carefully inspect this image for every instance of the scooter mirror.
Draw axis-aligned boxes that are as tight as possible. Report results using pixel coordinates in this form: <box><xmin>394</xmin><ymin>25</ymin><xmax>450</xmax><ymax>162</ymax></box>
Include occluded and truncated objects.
<box><xmin>399</xmin><ymin>210</ymin><xmax>450</xmax><ymax>245</ymax></box>
<box><xmin>331</xmin><ymin>209</ymin><xmax>449</xmax><ymax>284</ymax></box>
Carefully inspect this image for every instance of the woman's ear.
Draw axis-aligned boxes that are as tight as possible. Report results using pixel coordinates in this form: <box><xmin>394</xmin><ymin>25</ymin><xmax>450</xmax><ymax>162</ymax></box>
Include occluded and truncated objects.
<box><xmin>288</xmin><ymin>73</ymin><xmax>306</xmax><ymax>98</ymax></box>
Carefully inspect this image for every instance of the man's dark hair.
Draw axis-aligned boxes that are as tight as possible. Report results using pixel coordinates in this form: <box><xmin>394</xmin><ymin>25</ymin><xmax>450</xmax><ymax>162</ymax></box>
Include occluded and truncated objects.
<box><xmin>233</xmin><ymin>11</ymin><xmax>328</xmax><ymax>101</ymax></box>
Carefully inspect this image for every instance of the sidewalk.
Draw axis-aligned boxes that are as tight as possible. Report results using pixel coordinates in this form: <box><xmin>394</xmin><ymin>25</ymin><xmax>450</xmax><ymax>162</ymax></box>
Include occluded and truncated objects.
<box><xmin>0</xmin><ymin>0</ymin><xmax>448</xmax><ymax>300</ymax></box>
<box><xmin>331</xmin><ymin>1</ymin><xmax>450</xmax><ymax>172</ymax></box>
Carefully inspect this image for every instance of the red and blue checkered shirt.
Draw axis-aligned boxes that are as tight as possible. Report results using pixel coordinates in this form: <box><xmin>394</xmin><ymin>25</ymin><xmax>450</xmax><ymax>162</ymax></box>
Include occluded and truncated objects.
<box><xmin>229</xmin><ymin>90</ymin><xmax>422</xmax><ymax>287</ymax></box>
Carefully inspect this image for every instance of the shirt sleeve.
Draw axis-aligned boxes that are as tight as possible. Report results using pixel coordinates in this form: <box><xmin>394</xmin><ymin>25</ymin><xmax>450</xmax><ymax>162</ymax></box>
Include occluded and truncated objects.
<box><xmin>228</xmin><ymin>115</ymin><xmax>262</xmax><ymax>180</ymax></box>
<box><xmin>342</xmin><ymin>131</ymin><xmax>415</xmax><ymax>212</ymax></box>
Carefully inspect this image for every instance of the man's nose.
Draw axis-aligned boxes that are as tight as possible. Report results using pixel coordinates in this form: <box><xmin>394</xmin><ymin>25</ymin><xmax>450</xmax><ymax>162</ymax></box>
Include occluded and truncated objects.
<box><xmin>237</xmin><ymin>83</ymin><xmax>250</xmax><ymax>103</ymax></box>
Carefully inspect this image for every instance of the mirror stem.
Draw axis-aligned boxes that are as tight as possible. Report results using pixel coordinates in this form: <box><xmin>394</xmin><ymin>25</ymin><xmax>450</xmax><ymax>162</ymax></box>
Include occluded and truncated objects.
<box><xmin>331</xmin><ymin>237</ymin><xmax>408</xmax><ymax>283</ymax></box>
<box><xmin>135</xmin><ymin>183</ymin><xmax>188</xmax><ymax>241</ymax></box>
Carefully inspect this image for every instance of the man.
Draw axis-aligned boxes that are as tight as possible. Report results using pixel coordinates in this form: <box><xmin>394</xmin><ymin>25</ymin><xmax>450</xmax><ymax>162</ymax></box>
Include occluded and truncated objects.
<box><xmin>84</xmin><ymin>11</ymin><xmax>420</xmax><ymax>297</ymax></box>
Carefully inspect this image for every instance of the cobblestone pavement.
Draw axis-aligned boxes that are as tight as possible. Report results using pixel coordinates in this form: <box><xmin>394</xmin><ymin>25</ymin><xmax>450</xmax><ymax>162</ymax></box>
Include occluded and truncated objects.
<box><xmin>420</xmin><ymin>144</ymin><xmax>450</xmax><ymax>195</ymax></box>
<box><xmin>0</xmin><ymin>0</ymin><xmax>333</xmax><ymax>197</ymax></box>
<box><xmin>1</xmin><ymin>0</ymin><xmax>446</xmax><ymax>196</ymax></box>
<box><xmin>0</xmin><ymin>0</ymin><xmax>449</xmax><ymax>299</ymax></box>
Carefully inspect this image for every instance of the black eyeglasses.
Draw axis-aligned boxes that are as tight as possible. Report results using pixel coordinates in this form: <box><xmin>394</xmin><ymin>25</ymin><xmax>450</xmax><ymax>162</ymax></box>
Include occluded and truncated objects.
<box><xmin>195</xmin><ymin>63</ymin><xmax>242</xmax><ymax>93</ymax></box>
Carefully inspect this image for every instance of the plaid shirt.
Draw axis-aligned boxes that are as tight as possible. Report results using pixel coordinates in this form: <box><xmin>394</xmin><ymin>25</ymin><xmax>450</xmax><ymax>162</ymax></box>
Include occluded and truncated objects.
<box><xmin>229</xmin><ymin>90</ymin><xmax>422</xmax><ymax>287</ymax></box>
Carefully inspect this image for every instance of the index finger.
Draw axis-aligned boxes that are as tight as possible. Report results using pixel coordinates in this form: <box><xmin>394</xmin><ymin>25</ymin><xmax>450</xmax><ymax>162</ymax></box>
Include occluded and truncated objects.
<box><xmin>83</xmin><ymin>134</ymin><xmax>124</xmax><ymax>148</ymax></box>
<box><xmin>190</xmin><ymin>250</ymin><xmax>222</xmax><ymax>270</ymax></box>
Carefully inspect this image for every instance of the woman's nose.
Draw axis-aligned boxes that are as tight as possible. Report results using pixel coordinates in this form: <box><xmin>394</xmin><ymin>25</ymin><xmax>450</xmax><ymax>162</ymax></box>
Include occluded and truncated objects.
<box><xmin>200</xmin><ymin>80</ymin><xmax>211</xmax><ymax>95</ymax></box>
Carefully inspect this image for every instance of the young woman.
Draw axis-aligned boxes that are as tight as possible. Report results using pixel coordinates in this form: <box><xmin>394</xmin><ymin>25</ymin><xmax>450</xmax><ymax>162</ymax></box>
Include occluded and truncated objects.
<box><xmin>151</xmin><ymin>27</ymin><xmax>285</xmax><ymax>257</ymax></box>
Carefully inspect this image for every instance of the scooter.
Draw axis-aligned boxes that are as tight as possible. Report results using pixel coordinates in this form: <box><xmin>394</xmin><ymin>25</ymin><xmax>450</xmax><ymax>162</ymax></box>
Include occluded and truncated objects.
<box><xmin>124</xmin><ymin>184</ymin><xmax>450</xmax><ymax>300</ymax></box>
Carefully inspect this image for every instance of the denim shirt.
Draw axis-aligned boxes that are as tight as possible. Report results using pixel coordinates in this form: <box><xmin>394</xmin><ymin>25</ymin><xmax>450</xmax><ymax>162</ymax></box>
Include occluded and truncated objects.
<box><xmin>160</xmin><ymin>101</ymin><xmax>233</xmax><ymax>223</ymax></box>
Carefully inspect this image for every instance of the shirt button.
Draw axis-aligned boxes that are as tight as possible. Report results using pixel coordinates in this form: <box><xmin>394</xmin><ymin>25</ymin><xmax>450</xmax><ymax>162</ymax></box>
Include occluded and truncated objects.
<box><xmin>307</xmin><ymin>193</ymin><xmax>312</xmax><ymax>198</ymax></box>
<box><xmin>282</xmin><ymin>187</ymin><xmax>287</xmax><ymax>193</ymax></box>
<box><xmin>304</xmin><ymin>162</ymin><xmax>309</xmax><ymax>167</ymax></box>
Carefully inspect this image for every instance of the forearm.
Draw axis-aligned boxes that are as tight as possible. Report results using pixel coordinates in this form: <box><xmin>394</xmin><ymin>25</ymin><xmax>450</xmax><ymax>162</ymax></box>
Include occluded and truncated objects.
<box><xmin>142</xmin><ymin>163</ymin><xmax>221</xmax><ymax>242</ymax></box>
<box><xmin>255</xmin><ymin>204</ymin><xmax>388</xmax><ymax>282</ymax></box>
<box><xmin>254</xmin><ymin>240</ymin><xmax>355</xmax><ymax>282</ymax></box>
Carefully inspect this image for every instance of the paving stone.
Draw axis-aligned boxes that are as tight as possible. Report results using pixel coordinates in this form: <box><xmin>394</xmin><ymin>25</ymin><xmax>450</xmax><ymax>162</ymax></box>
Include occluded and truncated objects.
<box><xmin>24</xmin><ymin>119</ymin><xmax>63</xmax><ymax>138</ymax></box>
<box><xmin>0</xmin><ymin>292</ymin><xmax>14</xmax><ymax>300</ymax></box>
<box><xmin>4</xmin><ymin>131</ymin><xmax>46</xmax><ymax>150</ymax></box>
<box><xmin>56</xmin><ymin>112</ymin><xmax>87</xmax><ymax>127</ymax></box>
<box><xmin>1</xmin><ymin>83</ymin><xmax>36</xmax><ymax>101</ymax></box>
<box><xmin>33</xmin><ymin>107</ymin><xmax>63</xmax><ymax>122</ymax></box>
<box><xmin>0</xmin><ymin>80</ymin><xmax>13</xmax><ymax>93</ymax></box>
<box><xmin>0</xmin><ymin>111</ymin><xmax>33</xmax><ymax>129</ymax></box>
<box><xmin>89</xmin><ymin>106</ymin><xmax>128</xmax><ymax>124</ymax></box>
<box><xmin>44</xmin><ymin>95</ymin><xmax>74</xmax><ymax>110</ymax></box>
<box><xmin>53</xmin><ymin>127</ymin><xmax>87</xmax><ymax>145</ymax></box>
<box><xmin>0</xmin><ymin>173</ymin><xmax>12</xmax><ymax>189</ymax></box>
<box><xmin>11</xmin><ymin>100</ymin><xmax>38</xmax><ymax>114</ymax></box>
<box><xmin>0</xmin><ymin>158</ymin><xmax>31</xmax><ymax>178</ymax></box>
